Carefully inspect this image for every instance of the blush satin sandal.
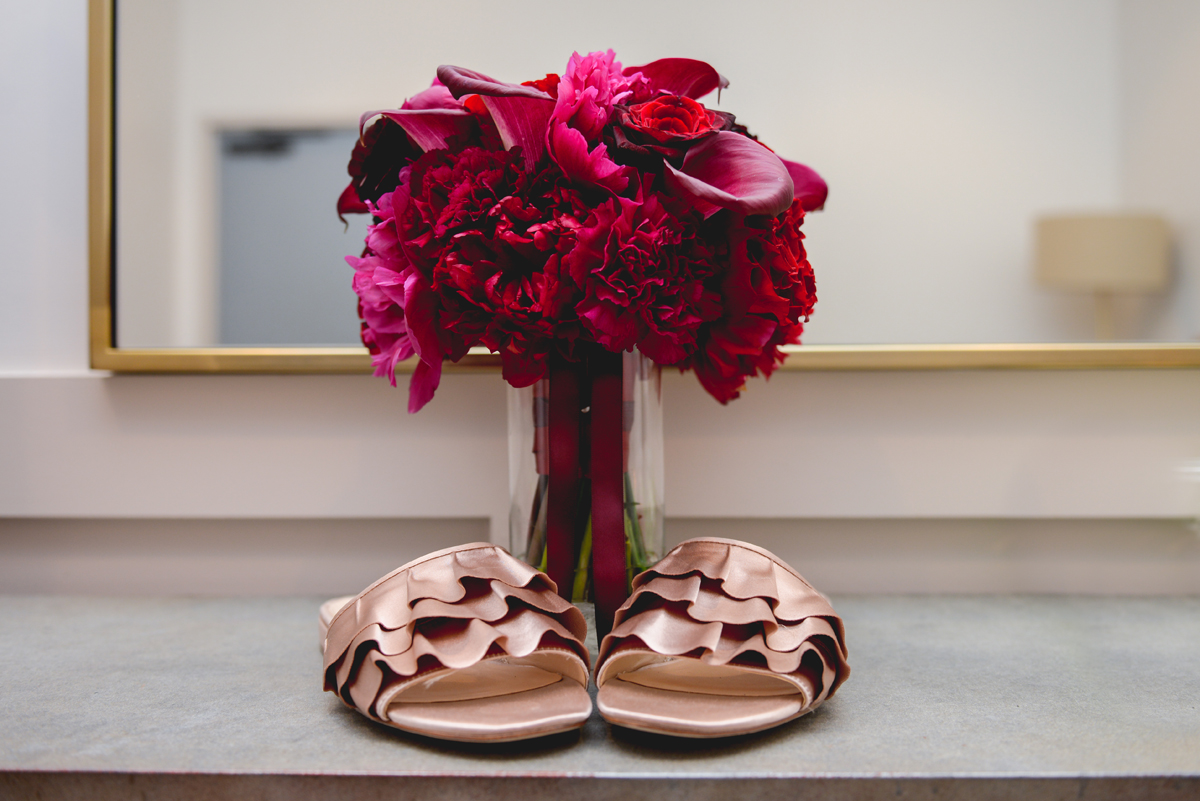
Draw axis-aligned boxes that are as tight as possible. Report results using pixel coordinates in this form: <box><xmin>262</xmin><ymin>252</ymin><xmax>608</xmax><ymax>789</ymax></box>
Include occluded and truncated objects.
<box><xmin>322</xmin><ymin>542</ymin><xmax>592</xmax><ymax>742</ymax></box>
<box><xmin>594</xmin><ymin>537</ymin><xmax>850</xmax><ymax>738</ymax></box>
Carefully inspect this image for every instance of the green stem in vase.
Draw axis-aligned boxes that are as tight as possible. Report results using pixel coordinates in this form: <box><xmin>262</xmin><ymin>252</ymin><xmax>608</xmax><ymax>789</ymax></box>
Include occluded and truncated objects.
<box><xmin>623</xmin><ymin>472</ymin><xmax>652</xmax><ymax>571</ymax></box>
<box><xmin>625</xmin><ymin>510</ymin><xmax>636</xmax><ymax>590</ymax></box>
<box><xmin>526</xmin><ymin>474</ymin><xmax>548</xmax><ymax>565</ymax></box>
<box><xmin>572</xmin><ymin>516</ymin><xmax>592</xmax><ymax>602</ymax></box>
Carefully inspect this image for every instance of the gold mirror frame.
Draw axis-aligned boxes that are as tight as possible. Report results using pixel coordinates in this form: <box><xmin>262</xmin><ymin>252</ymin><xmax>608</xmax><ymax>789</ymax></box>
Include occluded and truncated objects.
<box><xmin>88</xmin><ymin>0</ymin><xmax>1200</xmax><ymax>374</ymax></box>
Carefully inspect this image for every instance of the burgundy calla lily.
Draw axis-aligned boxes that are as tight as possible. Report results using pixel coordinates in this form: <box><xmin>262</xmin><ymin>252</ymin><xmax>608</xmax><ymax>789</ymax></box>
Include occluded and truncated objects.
<box><xmin>436</xmin><ymin>65</ymin><xmax>555</xmax><ymax>167</ymax></box>
<box><xmin>364</xmin><ymin>108</ymin><xmax>475</xmax><ymax>154</ymax></box>
<box><xmin>478</xmin><ymin>95</ymin><xmax>555</xmax><ymax>168</ymax></box>
<box><xmin>437</xmin><ymin>64</ymin><xmax>553</xmax><ymax>100</ymax></box>
<box><xmin>622</xmin><ymin>58</ymin><xmax>729</xmax><ymax>100</ymax></box>
<box><xmin>663</xmin><ymin>131</ymin><xmax>794</xmax><ymax>217</ymax></box>
<box><xmin>781</xmin><ymin>158</ymin><xmax>829</xmax><ymax>211</ymax></box>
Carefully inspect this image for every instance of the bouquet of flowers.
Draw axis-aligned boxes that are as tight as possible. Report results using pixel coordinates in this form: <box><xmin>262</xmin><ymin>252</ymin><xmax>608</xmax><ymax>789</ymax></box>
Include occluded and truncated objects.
<box><xmin>338</xmin><ymin>51</ymin><xmax>825</xmax><ymax>413</ymax></box>
<box><xmin>339</xmin><ymin>51</ymin><xmax>825</xmax><ymax>633</ymax></box>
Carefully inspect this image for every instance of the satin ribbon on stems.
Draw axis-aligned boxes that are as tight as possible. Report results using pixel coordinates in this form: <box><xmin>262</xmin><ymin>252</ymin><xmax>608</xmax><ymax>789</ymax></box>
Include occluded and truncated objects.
<box><xmin>589</xmin><ymin>348</ymin><xmax>626</xmax><ymax>641</ymax></box>
<box><xmin>545</xmin><ymin>353</ymin><xmax>581</xmax><ymax>597</ymax></box>
<box><xmin>544</xmin><ymin>346</ymin><xmax>630</xmax><ymax>638</ymax></box>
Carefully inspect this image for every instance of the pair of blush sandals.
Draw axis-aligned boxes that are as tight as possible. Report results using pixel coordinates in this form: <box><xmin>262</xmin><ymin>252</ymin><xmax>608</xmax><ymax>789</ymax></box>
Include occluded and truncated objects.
<box><xmin>321</xmin><ymin>537</ymin><xmax>849</xmax><ymax>742</ymax></box>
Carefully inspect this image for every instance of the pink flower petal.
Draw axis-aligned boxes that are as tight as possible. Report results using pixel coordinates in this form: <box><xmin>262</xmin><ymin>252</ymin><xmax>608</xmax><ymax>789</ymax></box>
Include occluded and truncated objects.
<box><xmin>370</xmin><ymin>264</ymin><xmax>409</xmax><ymax>308</ymax></box>
<box><xmin>402</xmin><ymin>80</ymin><xmax>460</xmax><ymax>110</ymax></box>
<box><xmin>408</xmin><ymin>357</ymin><xmax>442</xmax><ymax>413</ymax></box>
<box><xmin>436</xmin><ymin>65</ymin><xmax>552</xmax><ymax>100</ymax></box>
<box><xmin>663</xmin><ymin>131</ymin><xmax>794</xmax><ymax>217</ymax></box>
<box><xmin>780</xmin><ymin>158</ymin><xmax>828</xmax><ymax>211</ymax></box>
<box><xmin>547</xmin><ymin>121</ymin><xmax>629</xmax><ymax>193</ymax></box>
<box><xmin>554</xmin><ymin>50</ymin><xmax>630</xmax><ymax>140</ymax></box>
<box><xmin>479</xmin><ymin>95</ymin><xmax>554</xmax><ymax>168</ymax></box>
<box><xmin>360</xmin><ymin>301</ymin><xmax>409</xmax><ymax>335</ymax></box>
<box><xmin>622</xmin><ymin>58</ymin><xmax>729</xmax><ymax>100</ymax></box>
<box><xmin>401</xmin><ymin>274</ymin><xmax>443</xmax><ymax>366</ymax></box>
<box><xmin>369</xmin><ymin>333</ymin><xmax>416</xmax><ymax>388</ymax></box>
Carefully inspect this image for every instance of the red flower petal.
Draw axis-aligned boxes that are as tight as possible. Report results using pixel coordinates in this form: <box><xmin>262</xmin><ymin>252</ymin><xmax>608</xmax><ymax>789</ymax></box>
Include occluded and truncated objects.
<box><xmin>637</xmin><ymin>331</ymin><xmax>690</xmax><ymax>365</ymax></box>
<box><xmin>577</xmin><ymin>295</ymin><xmax>641</xmax><ymax>352</ymax></box>
<box><xmin>780</xmin><ymin>158</ymin><xmax>828</xmax><ymax>212</ymax></box>
<box><xmin>622</xmin><ymin>58</ymin><xmax>729</xmax><ymax>100</ymax></box>
<box><xmin>663</xmin><ymin>131</ymin><xmax>794</xmax><ymax>217</ymax></box>
<box><xmin>522</xmin><ymin>73</ymin><xmax>561</xmax><ymax>99</ymax></box>
<box><xmin>693</xmin><ymin>315</ymin><xmax>778</xmax><ymax>404</ymax></box>
<box><xmin>336</xmin><ymin>182</ymin><xmax>368</xmax><ymax>223</ymax></box>
<box><xmin>499</xmin><ymin>346</ymin><xmax>548</xmax><ymax>388</ymax></box>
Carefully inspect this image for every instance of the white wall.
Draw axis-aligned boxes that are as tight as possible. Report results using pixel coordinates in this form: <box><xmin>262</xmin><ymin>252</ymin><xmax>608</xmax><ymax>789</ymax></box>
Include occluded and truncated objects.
<box><xmin>1120</xmin><ymin>0</ymin><xmax>1200</xmax><ymax>342</ymax></box>
<box><xmin>3</xmin><ymin>0</ymin><xmax>1200</xmax><ymax>596</ymax></box>
<box><xmin>3</xmin><ymin>368</ymin><xmax>1199</xmax><ymax>526</ymax></box>
<box><xmin>0</xmin><ymin>1</ymin><xmax>89</xmax><ymax>373</ymax></box>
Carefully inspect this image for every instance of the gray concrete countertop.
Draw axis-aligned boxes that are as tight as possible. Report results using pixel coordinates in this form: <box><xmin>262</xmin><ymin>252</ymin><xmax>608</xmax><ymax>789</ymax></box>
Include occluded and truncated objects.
<box><xmin>1</xmin><ymin>595</ymin><xmax>1198</xmax><ymax>800</ymax></box>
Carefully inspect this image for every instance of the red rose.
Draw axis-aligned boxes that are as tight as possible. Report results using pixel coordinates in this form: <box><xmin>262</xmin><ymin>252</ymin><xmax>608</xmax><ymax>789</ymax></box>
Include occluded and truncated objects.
<box><xmin>621</xmin><ymin>96</ymin><xmax>725</xmax><ymax>144</ymax></box>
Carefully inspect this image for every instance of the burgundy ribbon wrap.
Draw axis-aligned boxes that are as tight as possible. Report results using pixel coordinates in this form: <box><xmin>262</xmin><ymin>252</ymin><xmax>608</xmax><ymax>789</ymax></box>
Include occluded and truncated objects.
<box><xmin>545</xmin><ymin>347</ymin><xmax>629</xmax><ymax>640</ymax></box>
<box><xmin>545</xmin><ymin>353</ymin><xmax>580</xmax><ymax>599</ymax></box>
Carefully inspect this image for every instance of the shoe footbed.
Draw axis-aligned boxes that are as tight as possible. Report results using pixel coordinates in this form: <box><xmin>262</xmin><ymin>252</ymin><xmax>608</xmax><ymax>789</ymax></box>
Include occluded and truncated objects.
<box><xmin>386</xmin><ymin>679</ymin><xmax>592</xmax><ymax>742</ymax></box>
<box><xmin>597</xmin><ymin>678</ymin><xmax>809</xmax><ymax>738</ymax></box>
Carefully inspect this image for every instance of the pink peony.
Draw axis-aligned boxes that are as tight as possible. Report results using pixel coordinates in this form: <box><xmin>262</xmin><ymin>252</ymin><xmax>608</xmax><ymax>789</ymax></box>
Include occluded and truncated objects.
<box><xmin>552</xmin><ymin>50</ymin><xmax>633</xmax><ymax>141</ymax></box>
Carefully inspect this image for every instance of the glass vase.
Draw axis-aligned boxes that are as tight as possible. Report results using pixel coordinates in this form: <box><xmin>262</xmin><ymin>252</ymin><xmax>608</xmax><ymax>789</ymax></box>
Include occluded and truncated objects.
<box><xmin>507</xmin><ymin>350</ymin><xmax>664</xmax><ymax>601</ymax></box>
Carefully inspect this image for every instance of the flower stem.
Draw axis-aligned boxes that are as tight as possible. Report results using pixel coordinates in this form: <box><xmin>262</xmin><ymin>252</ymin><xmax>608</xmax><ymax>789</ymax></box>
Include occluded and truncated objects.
<box><xmin>526</xmin><ymin>474</ymin><xmax>548</xmax><ymax>565</ymax></box>
<box><xmin>624</xmin><ymin>471</ymin><xmax>651</xmax><ymax>571</ymax></box>
<box><xmin>572</xmin><ymin>515</ymin><xmax>592</xmax><ymax>602</ymax></box>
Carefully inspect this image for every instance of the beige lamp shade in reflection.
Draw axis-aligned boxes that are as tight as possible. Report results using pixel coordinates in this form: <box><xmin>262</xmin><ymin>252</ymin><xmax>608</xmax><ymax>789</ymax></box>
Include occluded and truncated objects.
<box><xmin>1035</xmin><ymin>214</ymin><xmax>1171</xmax><ymax>340</ymax></box>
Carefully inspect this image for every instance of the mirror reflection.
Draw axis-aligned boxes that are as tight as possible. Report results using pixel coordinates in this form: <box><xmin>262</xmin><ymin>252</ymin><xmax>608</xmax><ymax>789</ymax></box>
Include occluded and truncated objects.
<box><xmin>114</xmin><ymin>0</ymin><xmax>1200</xmax><ymax>348</ymax></box>
<box><xmin>217</xmin><ymin>128</ymin><xmax>365</xmax><ymax>345</ymax></box>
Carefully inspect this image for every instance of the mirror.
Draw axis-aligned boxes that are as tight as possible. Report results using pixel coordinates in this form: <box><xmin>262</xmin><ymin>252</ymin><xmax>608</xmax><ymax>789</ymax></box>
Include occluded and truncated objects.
<box><xmin>90</xmin><ymin>0</ymin><xmax>1200</xmax><ymax>371</ymax></box>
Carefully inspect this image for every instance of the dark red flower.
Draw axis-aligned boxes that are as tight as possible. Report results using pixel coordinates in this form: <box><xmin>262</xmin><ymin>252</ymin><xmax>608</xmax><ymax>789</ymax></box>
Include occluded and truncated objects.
<box><xmin>336</xmin><ymin>117</ymin><xmax>419</xmax><ymax>222</ymax></box>
<box><xmin>389</xmin><ymin>147</ymin><xmax>595</xmax><ymax>387</ymax></box>
<box><xmin>571</xmin><ymin>191</ymin><xmax>722</xmax><ymax>364</ymax></box>
<box><xmin>681</xmin><ymin>199</ymin><xmax>816</xmax><ymax>403</ymax></box>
